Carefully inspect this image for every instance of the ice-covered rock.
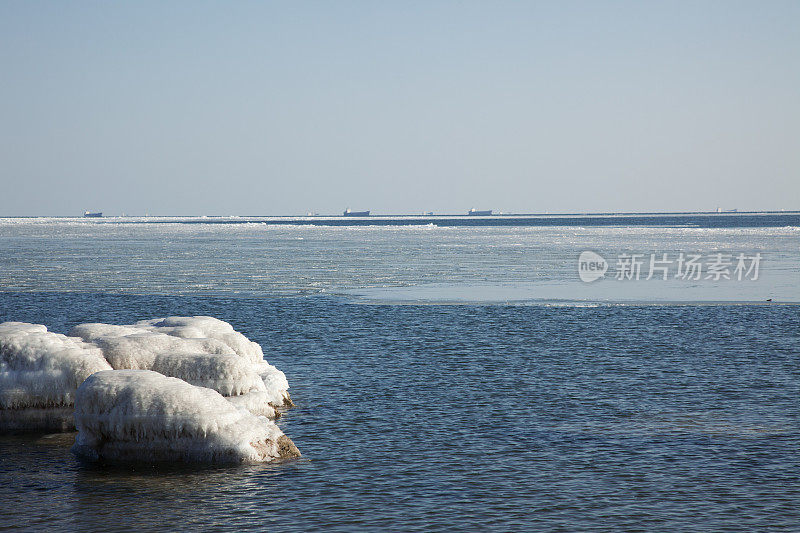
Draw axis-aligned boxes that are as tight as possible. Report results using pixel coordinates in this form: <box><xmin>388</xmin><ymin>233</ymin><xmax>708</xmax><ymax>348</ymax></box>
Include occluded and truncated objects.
<box><xmin>225</xmin><ymin>391</ymin><xmax>277</xmax><ymax>418</ymax></box>
<box><xmin>134</xmin><ymin>316</ymin><xmax>292</xmax><ymax>406</ymax></box>
<box><xmin>71</xmin><ymin>317</ymin><xmax>292</xmax><ymax>413</ymax></box>
<box><xmin>133</xmin><ymin>316</ymin><xmax>265</xmax><ymax>364</ymax></box>
<box><xmin>146</xmin><ymin>352</ymin><xmax>267</xmax><ymax>397</ymax></box>
<box><xmin>0</xmin><ymin>322</ymin><xmax>112</xmax><ymax>432</ymax></box>
<box><xmin>70</xmin><ymin>324</ymin><xmax>235</xmax><ymax>368</ymax></box>
<box><xmin>72</xmin><ymin>370</ymin><xmax>300</xmax><ymax>464</ymax></box>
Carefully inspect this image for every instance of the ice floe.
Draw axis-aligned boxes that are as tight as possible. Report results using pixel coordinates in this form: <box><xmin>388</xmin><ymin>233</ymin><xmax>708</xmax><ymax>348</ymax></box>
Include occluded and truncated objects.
<box><xmin>72</xmin><ymin>370</ymin><xmax>299</xmax><ymax>464</ymax></box>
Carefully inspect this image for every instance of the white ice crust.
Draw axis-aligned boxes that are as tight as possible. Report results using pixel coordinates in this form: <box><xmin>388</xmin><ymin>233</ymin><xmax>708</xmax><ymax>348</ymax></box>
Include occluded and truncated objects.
<box><xmin>72</xmin><ymin>370</ymin><xmax>294</xmax><ymax>463</ymax></box>
<box><xmin>133</xmin><ymin>316</ymin><xmax>265</xmax><ymax>363</ymax></box>
<box><xmin>70</xmin><ymin>317</ymin><xmax>290</xmax><ymax>410</ymax></box>
<box><xmin>0</xmin><ymin>322</ymin><xmax>112</xmax><ymax>411</ymax></box>
<box><xmin>134</xmin><ymin>317</ymin><xmax>292</xmax><ymax>405</ymax></box>
<box><xmin>1</xmin><ymin>317</ymin><xmax>292</xmax><ymax>440</ymax></box>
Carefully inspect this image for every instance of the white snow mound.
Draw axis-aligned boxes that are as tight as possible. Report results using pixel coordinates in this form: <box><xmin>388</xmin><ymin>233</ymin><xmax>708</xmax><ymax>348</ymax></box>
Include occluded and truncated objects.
<box><xmin>72</xmin><ymin>370</ymin><xmax>300</xmax><ymax>464</ymax></box>
<box><xmin>0</xmin><ymin>322</ymin><xmax>112</xmax><ymax>431</ymax></box>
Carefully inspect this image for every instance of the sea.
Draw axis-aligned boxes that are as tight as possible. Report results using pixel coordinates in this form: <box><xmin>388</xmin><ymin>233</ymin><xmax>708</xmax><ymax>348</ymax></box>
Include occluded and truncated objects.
<box><xmin>0</xmin><ymin>213</ymin><xmax>798</xmax><ymax>532</ymax></box>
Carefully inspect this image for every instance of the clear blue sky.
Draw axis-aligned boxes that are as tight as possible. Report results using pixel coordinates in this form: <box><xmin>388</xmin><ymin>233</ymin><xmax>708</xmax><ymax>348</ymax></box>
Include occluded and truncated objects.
<box><xmin>1</xmin><ymin>1</ymin><xmax>798</xmax><ymax>215</ymax></box>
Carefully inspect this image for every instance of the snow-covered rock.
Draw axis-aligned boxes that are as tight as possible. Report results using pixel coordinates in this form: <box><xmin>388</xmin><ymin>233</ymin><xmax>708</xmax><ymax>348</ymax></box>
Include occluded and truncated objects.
<box><xmin>72</xmin><ymin>370</ymin><xmax>300</xmax><ymax>464</ymax></box>
<box><xmin>0</xmin><ymin>322</ymin><xmax>112</xmax><ymax>431</ymax></box>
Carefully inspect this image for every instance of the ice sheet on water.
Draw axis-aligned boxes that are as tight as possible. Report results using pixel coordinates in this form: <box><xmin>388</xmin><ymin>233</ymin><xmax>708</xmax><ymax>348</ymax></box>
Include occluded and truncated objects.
<box><xmin>2</xmin><ymin>216</ymin><xmax>797</xmax><ymax>298</ymax></box>
<box><xmin>72</xmin><ymin>370</ymin><xmax>299</xmax><ymax>464</ymax></box>
<box><xmin>343</xmin><ymin>276</ymin><xmax>800</xmax><ymax>305</ymax></box>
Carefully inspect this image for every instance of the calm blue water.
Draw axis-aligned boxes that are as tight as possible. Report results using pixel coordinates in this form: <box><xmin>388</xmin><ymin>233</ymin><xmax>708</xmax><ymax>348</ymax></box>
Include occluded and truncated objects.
<box><xmin>0</xmin><ymin>215</ymin><xmax>799</xmax><ymax>531</ymax></box>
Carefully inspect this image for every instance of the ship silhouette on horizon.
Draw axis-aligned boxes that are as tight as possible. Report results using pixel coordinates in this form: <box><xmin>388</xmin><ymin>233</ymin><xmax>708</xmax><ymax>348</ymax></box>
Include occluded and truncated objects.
<box><xmin>343</xmin><ymin>208</ymin><xmax>370</xmax><ymax>216</ymax></box>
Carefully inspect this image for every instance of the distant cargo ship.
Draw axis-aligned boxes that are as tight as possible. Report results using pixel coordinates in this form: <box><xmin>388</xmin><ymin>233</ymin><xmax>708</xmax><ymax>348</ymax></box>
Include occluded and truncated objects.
<box><xmin>467</xmin><ymin>208</ymin><xmax>492</xmax><ymax>216</ymax></box>
<box><xmin>343</xmin><ymin>209</ymin><xmax>370</xmax><ymax>216</ymax></box>
<box><xmin>83</xmin><ymin>211</ymin><xmax>103</xmax><ymax>218</ymax></box>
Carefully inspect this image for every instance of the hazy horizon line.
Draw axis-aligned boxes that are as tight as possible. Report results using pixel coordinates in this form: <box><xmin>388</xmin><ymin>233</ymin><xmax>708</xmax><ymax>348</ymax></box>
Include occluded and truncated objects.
<box><xmin>4</xmin><ymin>209</ymin><xmax>800</xmax><ymax>218</ymax></box>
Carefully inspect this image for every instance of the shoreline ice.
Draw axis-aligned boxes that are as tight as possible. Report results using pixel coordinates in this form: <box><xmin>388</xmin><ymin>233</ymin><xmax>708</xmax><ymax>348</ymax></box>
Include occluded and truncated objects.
<box><xmin>1</xmin><ymin>317</ymin><xmax>299</xmax><ymax>464</ymax></box>
<box><xmin>72</xmin><ymin>370</ymin><xmax>299</xmax><ymax>464</ymax></box>
<box><xmin>0</xmin><ymin>322</ymin><xmax>112</xmax><ymax>432</ymax></box>
<box><xmin>70</xmin><ymin>317</ymin><xmax>292</xmax><ymax>414</ymax></box>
